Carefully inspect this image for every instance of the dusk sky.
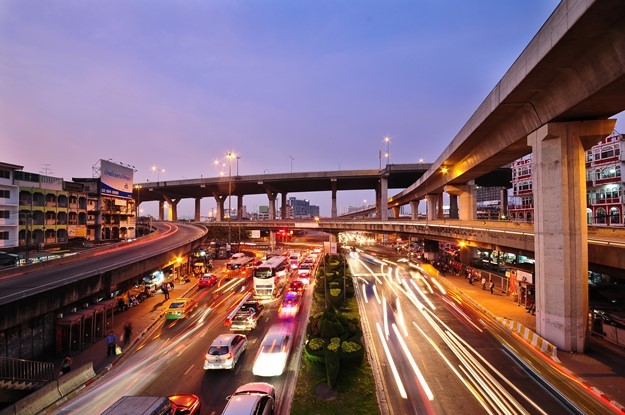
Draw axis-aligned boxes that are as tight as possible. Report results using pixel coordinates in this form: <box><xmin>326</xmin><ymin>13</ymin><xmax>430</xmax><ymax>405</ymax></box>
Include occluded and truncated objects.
<box><xmin>3</xmin><ymin>1</ymin><xmax>621</xmax><ymax>218</ymax></box>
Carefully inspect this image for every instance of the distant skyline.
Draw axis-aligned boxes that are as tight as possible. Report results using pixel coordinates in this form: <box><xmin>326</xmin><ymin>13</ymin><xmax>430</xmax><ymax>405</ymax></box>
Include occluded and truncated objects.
<box><xmin>2</xmin><ymin>1</ymin><xmax>622</xmax><ymax>217</ymax></box>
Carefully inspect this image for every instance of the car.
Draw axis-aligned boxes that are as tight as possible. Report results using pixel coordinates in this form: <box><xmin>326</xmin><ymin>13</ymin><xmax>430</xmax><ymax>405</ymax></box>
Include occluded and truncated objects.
<box><xmin>204</xmin><ymin>333</ymin><xmax>248</xmax><ymax>370</ymax></box>
<box><xmin>165</xmin><ymin>298</ymin><xmax>198</xmax><ymax>320</ymax></box>
<box><xmin>279</xmin><ymin>292</ymin><xmax>302</xmax><ymax>318</ymax></box>
<box><xmin>198</xmin><ymin>273</ymin><xmax>218</xmax><ymax>288</ymax></box>
<box><xmin>221</xmin><ymin>382</ymin><xmax>275</xmax><ymax>415</ymax></box>
<box><xmin>169</xmin><ymin>394</ymin><xmax>201</xmax><ymax>415</ymax></box>
<box><xmin>252</xmin><ymin>328</ymin><xmax>293</xmax><ymax>377</ymax></box>
<box><xmin>287</xmin><ymin>280</ymin><xmax>304</xmax><ymax>296</ymax></box>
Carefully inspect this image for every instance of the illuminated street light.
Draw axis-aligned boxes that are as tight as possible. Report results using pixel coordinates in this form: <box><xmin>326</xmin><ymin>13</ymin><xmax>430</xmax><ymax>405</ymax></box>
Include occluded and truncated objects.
<box><xmin>384</xmin><ymin>136</ymin><xmax>391</xmax><ymax>166</ymax></box>
<box><xmin>151</xmin><ymin>165</ymin><xmax>165</xmax><ymax>181</ymax></box>
<box><xmin>226</xmin><ymin>151</ymin><xmax>236</xmax><ymax>248</ymax></box>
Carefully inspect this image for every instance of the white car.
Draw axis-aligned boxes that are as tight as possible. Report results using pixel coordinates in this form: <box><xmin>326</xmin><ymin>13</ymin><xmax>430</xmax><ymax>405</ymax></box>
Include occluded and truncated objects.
<box><xmin>204</xmin><ymin>333</ymin><xmax>248</xmax><ymax>370</ymax></box>
<box><xmin>221</xmin><ymin>382</ymin><xmax>275</xmax><ymax>415</ymax></box>
<box><xmin>252</xmin><ymin>328</ymin><xmax>293</xmax><ymax>377</ymax></box>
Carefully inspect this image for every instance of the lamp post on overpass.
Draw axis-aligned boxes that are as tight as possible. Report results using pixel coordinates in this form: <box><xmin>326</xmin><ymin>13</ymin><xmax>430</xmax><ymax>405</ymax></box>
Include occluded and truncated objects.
<box><xmin>226</xmin><ymin>151</ymin><xmax>236</xmax><ymax>249</ymax></box>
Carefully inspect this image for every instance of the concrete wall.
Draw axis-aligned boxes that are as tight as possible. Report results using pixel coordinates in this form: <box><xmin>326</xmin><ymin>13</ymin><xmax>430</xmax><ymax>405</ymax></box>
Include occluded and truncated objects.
<box><xmin>0</xmin><ymin>363</ymin><xmax>95</xmax><ymax>415</ymax></box>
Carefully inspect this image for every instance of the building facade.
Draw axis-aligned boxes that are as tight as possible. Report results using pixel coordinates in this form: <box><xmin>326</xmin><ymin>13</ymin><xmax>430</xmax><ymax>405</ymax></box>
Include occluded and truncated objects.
<box><xmin>509</xmin><ymin>131</ymin><xmax>624</xmax><ymax>225</ymax></box>
<box><xmin>0</xmin><ymin>162</ymin><xmax>22</xmax><ymax>250</ymax></box>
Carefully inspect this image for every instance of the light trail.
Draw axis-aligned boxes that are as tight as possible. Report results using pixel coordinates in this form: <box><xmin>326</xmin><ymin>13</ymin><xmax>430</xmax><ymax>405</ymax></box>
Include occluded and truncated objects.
<box><xmin>391</xmin><ymin>323</ymin><xmax>434</xmax><ymax>401</ymax></box>
<box><xmin>376</xmin><ymin>322</ymin><xmax>407</xmax><ymax>399</ymax></box>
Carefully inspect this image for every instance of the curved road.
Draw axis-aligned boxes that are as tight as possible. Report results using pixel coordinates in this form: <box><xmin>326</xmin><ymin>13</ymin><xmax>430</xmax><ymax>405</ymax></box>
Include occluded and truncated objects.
<box><xmin>0</xmin><ymin>222</ymin><xmax>206</xmax><ymax>306</ymax></box>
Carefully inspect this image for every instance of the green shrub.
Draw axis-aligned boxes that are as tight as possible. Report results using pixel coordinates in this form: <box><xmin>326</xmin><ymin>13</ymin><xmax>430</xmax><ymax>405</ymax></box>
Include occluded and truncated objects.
<box><xmin>329</xmin><ymin>288</ymin><xmax>341</xmax><ymax>297</ymax></box>
<box><xmin>309</xmin><ymin>337</ymin><xmax>325</xmax><ymax>351</ymax></box>
<box><xmin>340</xmin><ymin>340</ymin><xmax>364</xmax><ymax>367</ymax></box>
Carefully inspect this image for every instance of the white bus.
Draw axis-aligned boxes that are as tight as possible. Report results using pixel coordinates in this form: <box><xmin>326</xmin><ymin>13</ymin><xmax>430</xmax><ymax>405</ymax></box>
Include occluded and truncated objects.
<box><xmin>226</xmin><ymin>254</ymin><xmax>254</xmax><ymax>271</ymax></box>
<box><xmin>253</xmin><ymin>256</ymin><xmax>290</xmax><ymax>299</ymax></box>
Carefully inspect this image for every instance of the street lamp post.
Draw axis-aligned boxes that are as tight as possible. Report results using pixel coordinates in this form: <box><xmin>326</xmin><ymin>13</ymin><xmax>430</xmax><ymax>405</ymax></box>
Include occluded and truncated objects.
<box><xmin>226</xmin><ymin>152</ymin><xmax>235</xmax><ymax>249</ymax></box>
<box><xmin>384</xmin><ymin>136</ymin><xmax>391</xmax><ymax>166</ymax></box>
<box><xmin>151</xmin><ymin>166</ymin><xmax>165</xmax><ymax>182</ymax></box>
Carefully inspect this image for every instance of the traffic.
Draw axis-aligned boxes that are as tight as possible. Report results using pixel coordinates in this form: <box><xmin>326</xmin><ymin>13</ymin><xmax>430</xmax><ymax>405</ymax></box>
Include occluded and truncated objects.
<box><xmin>48</xmin><ymin>246</ymin><xmax>319</xmax><ymax>415</ymax></box>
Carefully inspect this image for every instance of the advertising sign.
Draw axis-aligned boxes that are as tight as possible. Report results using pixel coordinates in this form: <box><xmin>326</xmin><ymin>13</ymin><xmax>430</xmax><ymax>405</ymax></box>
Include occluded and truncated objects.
<box><xmin>250</xmin><ymin>230</ymin><xmax>261</xmax><ymax>239</ymax></box>
<box><xmin>100</xmin><ymin>160</ymin><xmax>133</xmax><ymax>198</ymax></box>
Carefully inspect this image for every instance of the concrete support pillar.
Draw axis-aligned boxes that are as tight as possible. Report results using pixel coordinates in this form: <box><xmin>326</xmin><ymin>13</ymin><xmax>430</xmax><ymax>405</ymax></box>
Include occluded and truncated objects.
<box><xmin>237</xmin><ymin>195</ymin><xmax>243</xmax><ymax>220</ymax></box>
<box><xmin>379</xmin><ymin>175</ymin><xmax>388</xmax><ymax>221</ymax></box>
<box><xmin>331</xmin><ymin>179</ymin><xmax>338</xmax><ymax>219</ymax></box>
<box><xmin>529</xmin><ymin>120</ymin><xmax>615</xmax><ymax>352</ymax></box>
<box><xmin>281</xmin><ymin>193</ymin><xmax>287</xmax><ymax>219</ymax></box>
<box><xmin>410</xmin><ymin>200</ymin><xmax>420</xmax><ymax>220</ymax></box>
<box><xmin>392</xmin><ymin>206</ymin><xmax>400</xmax><ymax>218</ymax></box>
<box><xmin>375</xmin><ymin>185</ymin><xmax>381</xmax><ymax>219</ymax></box>
<box><xmin>500</xmin><ymin>188</ymin><xmax>508</xmax><ymax>220</ymax></box>
<box><xmin>194</xmin><ymin>198</ymin><xmax>201</xmax><ymax>222</ymax></box>
<box><xmin>213</xmin><ymin>194</ymin><xmax>225</xmax><ymax>222</ymax></box>
<box><xmin>426</xmin><ymin>194</ymin><xmax>438</xmax><ymax>221</ymax></box>
<box><xmin>266</xmin><ymin>192</ymin><xmax>277</xmax><ymax>220</ymax></box>
<box><xmin>169</xmin><ymin>199</ymin><xmax>179</xmax><ymax>222</ymax></box>
<box><xmin>459</xmin><ymin>245</ymin><xmax>474</xmax><ymax>265</ymax></box>
<box><xmin>436</xmin><ymin>194</ymin><xmax>444</xmax><ymax>219</ymax></box>
<box><xmin>449</xmin><ymin>195</ymin><xmax>459</xmax><ymax>219</ymax></box>
<box><xmin>445</xmin><ymin>183</ymin><xmax>476</xmax><ymax>220</ymax></box>
<box><xmin>158</xmin><ymin>200</ymin><xmax>165</xmax><ymax>221</ymax></box>
<box><xmin>269</xmin><ymin>230</ymin><xmax>276</xmax><ymax>251</ymax></box>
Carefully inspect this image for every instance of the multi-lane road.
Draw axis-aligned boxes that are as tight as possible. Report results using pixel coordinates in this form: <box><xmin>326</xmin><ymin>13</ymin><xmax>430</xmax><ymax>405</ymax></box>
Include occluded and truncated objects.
<box><xmin>48</xmin><ymin>262</ymin><xmax>313</xmax><ymax>415</ymax></box>
<box><xmin>348</xmin><ymin>247</ymin><xmax>617</xmax><ymax>415</ymax></box>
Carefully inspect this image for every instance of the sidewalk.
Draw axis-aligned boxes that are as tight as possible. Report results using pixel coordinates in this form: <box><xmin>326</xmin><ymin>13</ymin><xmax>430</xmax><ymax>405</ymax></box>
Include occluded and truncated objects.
<box><xmin>57</xmin><ymin>281</ymin><xmax>196</xmax><ymax>378</ymax></box>
<box><xmin>425</xmin><ymin>264</ymin><xmax>625</xmax><ymax>411</ymax></box>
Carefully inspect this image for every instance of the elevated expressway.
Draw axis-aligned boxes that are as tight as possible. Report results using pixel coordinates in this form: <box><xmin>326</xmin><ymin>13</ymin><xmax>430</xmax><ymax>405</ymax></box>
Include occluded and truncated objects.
<box><xmin>0</xmin><ymin>222</ymin><xmax>207</xmax><ymax>335</ymax></box>
<box><xmin>204</xmin><ymin>219</ymin><xmax>625</xmax><ymax>273</ymax></box>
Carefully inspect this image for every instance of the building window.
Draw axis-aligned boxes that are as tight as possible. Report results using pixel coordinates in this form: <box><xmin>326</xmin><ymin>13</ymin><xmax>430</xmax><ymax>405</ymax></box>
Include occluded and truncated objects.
<box><xmin>610</xmin><ymin>207</ymin><xmax>621</xmax><ymax>224</ymax></box>
<box><xmin>0</xmin><ymin>210</ymin><xmax>9</xmax><ymax>219</ymax></box>
<box><xmin>600</xmin><ymin>166</ymin><xmax>619</xmax><ymax>180</ymax></box>
<box><xmin>596</xmin><ymin>207</ymin><xmax>607</xmax><ymax>224</ymax></box>
<box><xmin>586</xmin><ymin>152</ymin><xmax>593</xmax><ymax>163</ymax></box>
<box><xmin>0</xmin><ymin>189</ymin><xmax>9</xmax><ymax>199</ymax></box>
<box><xmin>601</xmin><ymin>146</ymin><xmax>615</xmax><ymax>159</ymax></box>
<box><xmin>0</xmin><ymin>169</ymin><xmax>10</xmax><ymax>179</ymax></box>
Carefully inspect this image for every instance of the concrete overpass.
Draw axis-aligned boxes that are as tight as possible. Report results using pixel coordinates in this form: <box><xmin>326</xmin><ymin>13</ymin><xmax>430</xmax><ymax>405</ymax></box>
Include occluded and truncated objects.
<box><xmin>133</xmin><ymin>164</ymin><xmax>511</xmax><ymax>222</ymax></box>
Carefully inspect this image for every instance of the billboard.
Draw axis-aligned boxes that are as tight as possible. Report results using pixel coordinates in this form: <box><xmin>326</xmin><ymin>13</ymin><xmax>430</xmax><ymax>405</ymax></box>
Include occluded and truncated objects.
<box><xmin>100</xmin><ymin>160</ymin><xmax>134</xmax><ymax>198</ymax></box>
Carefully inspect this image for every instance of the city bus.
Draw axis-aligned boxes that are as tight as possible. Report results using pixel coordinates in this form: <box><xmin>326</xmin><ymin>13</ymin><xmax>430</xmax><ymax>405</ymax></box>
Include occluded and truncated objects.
<box><xmin>226</xmin><ymin>253</ymin><xmax>254</xmax><ymax>271</ymax></box>
<box><xmin>253</xmin><ymin>255</ymin><xmax>290</xmax><ymax>299</ymax></box>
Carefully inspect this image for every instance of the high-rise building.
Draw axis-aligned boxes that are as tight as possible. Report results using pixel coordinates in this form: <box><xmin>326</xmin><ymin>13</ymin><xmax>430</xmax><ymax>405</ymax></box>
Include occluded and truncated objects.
<box><xmin>509</xmin><ymin>131</ymin><xmax>624</xmax><ymax>226</ymax></box>
<box><xmin>287</xmin><ymin>197</ymin><xmax>319</xmax><ymax>219</ymax></box>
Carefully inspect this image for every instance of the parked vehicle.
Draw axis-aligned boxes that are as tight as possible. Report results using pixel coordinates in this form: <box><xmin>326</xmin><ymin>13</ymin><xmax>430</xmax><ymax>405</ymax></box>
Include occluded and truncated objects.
<box><xmin>204</xmin><ymin>333</ymin><xmax>248</xmax><ymax>370</ymax></box>
<box><xmin>221</xmin><ymin>382</ymin><xmax>275</xmax><ymax>415</ymax></box>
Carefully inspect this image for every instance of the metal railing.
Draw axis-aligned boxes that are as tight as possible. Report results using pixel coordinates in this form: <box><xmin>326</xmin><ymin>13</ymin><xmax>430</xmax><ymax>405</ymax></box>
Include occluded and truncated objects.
<box><xmin>0</xmin><ymin>356</ymin><xmax>56</xmax><ymax>383</ymax></box>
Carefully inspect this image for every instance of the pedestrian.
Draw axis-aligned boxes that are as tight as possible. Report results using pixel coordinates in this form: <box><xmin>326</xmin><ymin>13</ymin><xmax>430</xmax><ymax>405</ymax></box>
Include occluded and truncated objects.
<box><xmin>468</xmin><ymin>272</ymin><xmax>473</xmax><ymax>285</ymax></box>
<box><xmin>123</xmin><ymin>322</ymin><xmax>133</xmax><ymax>346</ymax></box>
<box><xmin>161</xmin><ymin>283</ymin><xmax>169</xmax><ymax>300</ymax></box>
<box><xmin>105</xmin><ymin>330</ymin><xmax>117</xmax><ymax>357</ymax></box>
<box><xmin>481</xmin><ymin>276</ymin><xmax>486</xmax><ymax>290</ymax></box>
<box><xmin>489</xmin><ymin>280</ymin><xmax>495</xmax><ymax>294</ymax></box>
<box><xmin>60</xmin><ymin>354</ymin><xmax>72</xmax><ymax>375</ymax></box>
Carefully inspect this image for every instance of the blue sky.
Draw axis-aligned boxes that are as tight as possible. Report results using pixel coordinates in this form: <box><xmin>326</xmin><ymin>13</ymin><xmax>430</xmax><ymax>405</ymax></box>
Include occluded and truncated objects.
<box><xmin>3</xmin><ymin>0</ymin><xmax>618</xmax><ymax>218</ymax></box>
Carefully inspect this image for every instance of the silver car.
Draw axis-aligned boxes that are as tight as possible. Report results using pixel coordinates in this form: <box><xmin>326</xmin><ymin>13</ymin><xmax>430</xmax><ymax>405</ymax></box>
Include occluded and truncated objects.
<box><xmin>221</xmin><ymin>382</ymin><xmax>275</xmax><ymax>415</ymax></box>
<box><xmin>204</xmin><ymin>333</ymin><xmax>248</xmax><ymax>370</ymax></box>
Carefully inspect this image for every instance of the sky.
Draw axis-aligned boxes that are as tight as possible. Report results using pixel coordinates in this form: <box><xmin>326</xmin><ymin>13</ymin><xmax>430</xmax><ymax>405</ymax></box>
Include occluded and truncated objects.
<box><xmin>2</xmin><ymin>0</ymin><xmax>620</xmax><ymax>218</ymax></box>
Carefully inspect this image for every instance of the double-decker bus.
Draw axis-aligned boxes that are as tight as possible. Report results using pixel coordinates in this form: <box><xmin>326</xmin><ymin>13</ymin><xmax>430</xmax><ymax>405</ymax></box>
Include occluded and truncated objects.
<box><xmin>253</xmin><ymin>255</ymin><xmax>290</xmax><ymax>299</ymax></box>
<box><xmin>226</xmin><ymin>253</ymin><xmax>254</xmax><ymax>271</ymax></box>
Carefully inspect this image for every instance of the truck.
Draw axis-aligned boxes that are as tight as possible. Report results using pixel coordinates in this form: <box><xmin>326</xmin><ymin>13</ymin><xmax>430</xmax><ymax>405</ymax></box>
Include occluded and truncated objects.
<box><xmin>100</xmin><ymin>396</ymin><xmax>171</xmax><ymax>415</ymax></box>
<box><xmin>229</xmin><ymin>301</ymin><xmax>264</xmax><ymax>331</ymax></box>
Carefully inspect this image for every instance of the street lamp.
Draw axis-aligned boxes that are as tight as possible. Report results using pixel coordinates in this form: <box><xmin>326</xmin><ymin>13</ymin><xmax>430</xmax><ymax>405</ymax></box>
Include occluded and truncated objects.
<box><xmin>226</xmin><ymin>151</ymin><xmax>236</xmax><ymax>248</ymax></box>
<box><xmin>384</xmin><ymin>136</ymin><xmax>391</xmax><ymax>166</ymax></box>
<box><xmin>289</xmin><ymin>156</ymin><xmax>294</xmax><ymax>173</ymax></box>
<box><xmin>151</xmin><ymin>165</ymin><xmax>165</xmax><ymax>181</ymax></box>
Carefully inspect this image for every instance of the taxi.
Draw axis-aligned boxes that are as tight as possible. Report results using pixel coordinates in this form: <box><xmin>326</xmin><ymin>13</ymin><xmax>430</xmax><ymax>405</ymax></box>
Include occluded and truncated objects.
<box><xmin>165</xmin><ymin>298</ymin><xmax>198</xmax><ymax>320</ymax></box>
